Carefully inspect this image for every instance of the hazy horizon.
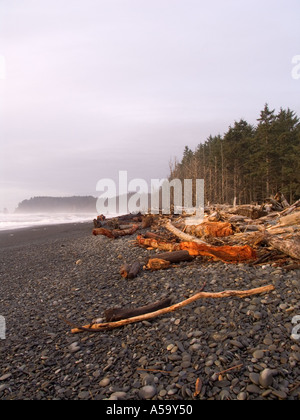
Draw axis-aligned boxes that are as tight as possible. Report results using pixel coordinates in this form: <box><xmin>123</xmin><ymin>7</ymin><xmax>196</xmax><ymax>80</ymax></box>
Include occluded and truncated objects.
<box><xmin>1</xmin><ymin>0</ymin><xmax>300</xmax><ymax>211</ymax></box>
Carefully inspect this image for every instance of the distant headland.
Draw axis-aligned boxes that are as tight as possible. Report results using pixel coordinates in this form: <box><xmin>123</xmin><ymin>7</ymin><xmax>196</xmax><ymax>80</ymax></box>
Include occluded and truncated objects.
<box><xmin>15</xmin><ymin>196</ymin><xmax>98</xmax><ymax>213</ymax></box>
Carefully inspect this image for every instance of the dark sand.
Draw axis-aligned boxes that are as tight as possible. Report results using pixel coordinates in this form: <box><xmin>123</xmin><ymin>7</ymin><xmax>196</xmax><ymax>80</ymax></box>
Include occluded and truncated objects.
<box><xmin>0</xmin><ymin>222</ymin><xmax>93</xmax><ymax>250</ymax></box>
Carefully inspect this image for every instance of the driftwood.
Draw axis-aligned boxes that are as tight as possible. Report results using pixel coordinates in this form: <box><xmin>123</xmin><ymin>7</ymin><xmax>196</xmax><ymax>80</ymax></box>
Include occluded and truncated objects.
<box><xmin>136</xmin><ymin>235</ymin><xmax>257</xmax><ymax>263</ymax></box>
<box><xmin>71</xmin><ymin>284</ymin><xmax>275</xmax><ymax>333</ymax></box>
<box><xmin>147</xmin><ymin>250</ymin><xmax>194</xmax><ymax>264</ymax></box>
<box><xmin>265</xmin><ymin>234</ymin><xmax>300</xmax><ymax>260</ymax></box>
<box><xmin>185</xmin><ymin>221</ymin><xmax>234</xmax><ymax>238</ymax></box>
<box><xmin>104</xmin><ymin>296</ymin><xmax>174</xmax><ymax>322</ymax></box>
<box><xmin>93</xmin><ymin>224</ymin><xmax>139</xmax><ymax>239</ymax></box>
<box><xmin>165</xmin><ymin>221</ymin><xmax>207</xmax><ymax>245</ymax></box>
<box><xmin>146</xmin><ymin>259</ymin><xmax>171</xmax><ymax>271</ymax></box>
<box><xmin>120</xmin><ymin>261</ymin><xmax>142</xmax><ymax>279</ymax></box>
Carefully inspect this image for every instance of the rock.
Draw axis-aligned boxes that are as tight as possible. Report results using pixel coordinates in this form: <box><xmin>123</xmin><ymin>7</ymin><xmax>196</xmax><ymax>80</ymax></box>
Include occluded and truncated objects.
<box><xmin>259</xmin><ymin>369</ymin><xmax>274</xmax><ymax>388</ymax></box>
<box><xmin>246</xmin><ymin>384</ymin><xmax>261</xmax><ymax>394</ymax></box>
<box><xmin>237</xmin><ymin>392</ymin><xmax>247</xmax><ymax>400</ymax></box>
<box><xmin>0</xmin><ymin>373</ymin><xmax>12</xmax><ymax>381</ymax></box>
<box><xmin>272</xmin><ymin>390</ymin><xmax>287</xmax><ymax>399</ymax></box>
<box><xmin>69</xmin><ymin>342</ymin><xmax>81</xmax><ymax>353</ymax></box>
<box><xmin>110</xmin><ymin>391</ymin><xmax>127</xmax><ymax>400</ymax></box>
<box><xmin>139</xmin><ymin>385</ymin><xmax>157</xmax><ymax>400</ymax></box>
<box><xmin>252</xmin><ymin>350</ymin><xmax>264</xmax><ymax>360</ymax></box>
<box><xmin>99</xmin><ymin>377</ymin><xmax>110</xmax><ymax>387</ymax></box>
<box><xmin>249</xmin><ymin>373</ymin><xmax>260</xmax><ymax>385</ymax></box>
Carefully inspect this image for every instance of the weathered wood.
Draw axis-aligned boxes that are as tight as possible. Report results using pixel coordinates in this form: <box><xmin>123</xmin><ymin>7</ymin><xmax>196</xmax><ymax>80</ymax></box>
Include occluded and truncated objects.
<box><xmin>185</xmin><ymin>221</ymin><xmax>234</xmax><ymax>238</ymax></box>
<box><xmin>165</xmin><ymin>221</ymin><xmax>207</xmax><ymax>244</ymax></box>
<box><xmin>128</xmin><ymin>261</ymin><xmax>142</xmax><ymax>279</ymax></box>
<box><xmin>71</xmin><ymin>285</ymin><xmax>275</xmax><ymax>333</ymax></box>
<box><xmin>146</xmin><ymin>259</ymin><xmax>171</xmax><ymax>271</ymax></box>
<box><xmin>120</xmin><ymin>264</ymin><xmax>131</xmax><ymax>278</ymax></box>
<box><xmin>120</xmin><ymin>261</ymin><xmax>142</xmax><ymax>279</ymax></box>
<box><xmin>266</xmin><ymin>234</ymin><xmax>300</xmax><ymax>260</ymax></box>
<box><xmin>92</xmin><ymin>228</ymin><xmax>115</xmax><ymax>238</ymax></box>
<box><xmin>147</xmin><ymin>250</ymin><xmax>194</xmax><ymax>264</ymax></box>
<box><xmin>93</xmin><ymin>224</ymin><xmax>139</xmax><ymax>239</ymax></box>
<box><xmin>104</xmin><ymin>296</ymin><xmax>174</xmax><ymax>322</ymax></box>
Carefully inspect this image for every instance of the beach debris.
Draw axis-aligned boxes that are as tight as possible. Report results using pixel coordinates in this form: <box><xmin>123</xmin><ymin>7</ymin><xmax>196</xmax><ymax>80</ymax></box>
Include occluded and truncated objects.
<box><xmin>146</xmin><ymin>258</ymin><xmax>171</xmax><ymax>271</ymax></box>
<box><xmin>70</xmin><ymin>284</ymin><xmax>275</xmax><ymax>334</ymax></box>
<box><xmin>104</xmin><ymin>296</ymin><xmax>174</xmax><ymax>322</ymax></box>
<box><xmin>136</xmin><ymin>235</ymin><xmax>257</xmax><ymax>263</ymax></box>
<box><xmin>120</xmin><ymin>261</ymin><xmax>142</xmax><ymax>279</ymax></box>
<box><xmin>93</xmin><ymin>224</ymin><xmax>139</xmax><ymax>239</ymax></box>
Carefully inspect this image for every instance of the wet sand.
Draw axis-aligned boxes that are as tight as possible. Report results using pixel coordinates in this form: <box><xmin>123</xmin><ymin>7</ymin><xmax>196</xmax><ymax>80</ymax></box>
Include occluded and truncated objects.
<box><xmin>0</xmin><ymin>222</ymin><xmax>93</xmax><ymax>250</ymax></box>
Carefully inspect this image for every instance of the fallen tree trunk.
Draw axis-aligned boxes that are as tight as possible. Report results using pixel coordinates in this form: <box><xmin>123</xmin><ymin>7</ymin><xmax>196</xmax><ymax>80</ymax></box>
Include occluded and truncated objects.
<box><xmin>104</xmin><ymin>296</ymin><xmax>174</xmax><ymax>322</ymax></box>
<box><xmin>185</xmin><ymin>221</ymin><xmax>234</xmax><ymax>238</ymax></box>
<box><xmin>165</xmin><ymin>221</ymin><xmax>208</xmax><ymax>245</ymax></box>
<box><xmin>179</xmin><ymin>242</ymin><xmax>257</xmax><ymax>262</ymax></box>
<box><xmin>136</xmin><ymin>235</ymin><xmax>257</xmax><ymax>262</ymax></box>
<box><xmin>265</xmin><ymin>234</ymin><xmax>300</xmax><ymax>260</ymax></box>
<box><xmin>70</xmin><ymin>284</ymin><xmax>275</xmax><ymax>333</ymax></box>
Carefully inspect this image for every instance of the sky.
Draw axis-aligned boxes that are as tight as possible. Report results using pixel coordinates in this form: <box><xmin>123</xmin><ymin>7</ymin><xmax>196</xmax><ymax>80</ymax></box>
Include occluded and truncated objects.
<box><xmin>0</xmin><ymin>0</ymin><xmax>299</xmax><ymax>211</ymax></box>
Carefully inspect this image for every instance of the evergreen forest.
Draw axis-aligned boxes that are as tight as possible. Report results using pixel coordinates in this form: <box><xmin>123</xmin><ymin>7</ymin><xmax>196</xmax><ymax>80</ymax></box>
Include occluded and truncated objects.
<box><xmin>169</xmin><ymin>104</ymin><xmax>300</xmax><ymax>205</ymax></box>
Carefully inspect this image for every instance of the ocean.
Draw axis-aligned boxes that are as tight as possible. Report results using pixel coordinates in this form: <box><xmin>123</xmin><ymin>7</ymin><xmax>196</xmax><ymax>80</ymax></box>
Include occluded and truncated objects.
<box><xmin>0</xmin><ymin>213</ymin><xmax>98</xmax><ymax>231</ymax></box>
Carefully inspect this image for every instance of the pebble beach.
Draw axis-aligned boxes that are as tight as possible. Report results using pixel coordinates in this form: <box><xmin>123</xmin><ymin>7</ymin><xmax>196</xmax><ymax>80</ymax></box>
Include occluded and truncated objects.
<box><xmin>0</xmin><ymin>222</ymin><xmax>299</xmax><ymax>400</ymax></box>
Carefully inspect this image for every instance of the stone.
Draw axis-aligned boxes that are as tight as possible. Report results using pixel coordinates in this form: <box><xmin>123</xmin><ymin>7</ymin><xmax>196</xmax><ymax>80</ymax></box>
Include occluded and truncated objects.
<box><xmin>259</xmin><ymin>369</ymin><xmax>274</xmax><ymax>388</ymax></box>
<box><xmin>139</xmin><ymin>385</ymin><xmax>157</xmax><ymax>400</ymax></box>
<box><xmin>110</xmin><ymin>391</ymin><xmax>127</xmax><ymax>400</ymax></box>
<box><xmin>249</xmin><ymin>373</ymin><xmax>260</xmax><ymax>385</ymax></box>
<box><xmin>252</xmin><ymin>350</ymin><xmax>264</xmax><ymax>360</ymax></box>
<box><xmin>237</xmin><ymin>392</ymin><xmax>247</xmax><ymax>400</ymax></box>
<box><xmin>69</xmin><ymin>342</ymin><xmax>81</xmax><ymax>353</ymax></box>
<box><xmin>99</xmin><ymin>377</ymin><xmax>110</xmax><ymax>387</ymax></box>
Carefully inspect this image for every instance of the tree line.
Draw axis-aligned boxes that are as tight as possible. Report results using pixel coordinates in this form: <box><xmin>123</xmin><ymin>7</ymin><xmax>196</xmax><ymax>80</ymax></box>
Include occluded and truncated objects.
<box><xmin>169</xmin><ymin>104</ymin><xmax>300</xmax><ymax>205</ymax></box>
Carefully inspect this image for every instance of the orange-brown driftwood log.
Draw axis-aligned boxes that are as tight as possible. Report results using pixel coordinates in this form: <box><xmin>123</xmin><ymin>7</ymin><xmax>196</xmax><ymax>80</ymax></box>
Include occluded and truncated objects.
<box><xmin>93</xmin><ymin>224</ymin><xmax>139</xmax><ymax>239</ymax></box>
<box><xmin>186</xmin><ymin>221</ymin><xmax>234</xmax><ymax>238</ymax></box>
<box><xmin>146</xmin><ymin>258</ymin><xmax>171</xmax><ymax>271</ymax></box>
<box><xmin>136</xmin><ymin>235</ymin><xmax>257</xmax><ymax>263</ymax></box>
<box><xmin>70</xmin><ymin>285</ymin><xmax>275</xmax><ymax>333</ymax></box>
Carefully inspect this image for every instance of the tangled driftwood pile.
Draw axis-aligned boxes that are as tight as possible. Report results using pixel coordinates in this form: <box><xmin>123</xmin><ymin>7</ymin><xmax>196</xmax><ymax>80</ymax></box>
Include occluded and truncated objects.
<box><xmin>68</xmin><ymin>196</ymin><xmax>299</xmax><ymax>334</ymax></box>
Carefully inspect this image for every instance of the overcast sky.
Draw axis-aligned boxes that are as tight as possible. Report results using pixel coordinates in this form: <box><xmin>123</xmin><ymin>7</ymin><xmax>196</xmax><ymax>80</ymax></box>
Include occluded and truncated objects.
<box><xmin>0</xmin><ymin>0</ymin><xmax>299</xmax><ymax>211</ymax></box>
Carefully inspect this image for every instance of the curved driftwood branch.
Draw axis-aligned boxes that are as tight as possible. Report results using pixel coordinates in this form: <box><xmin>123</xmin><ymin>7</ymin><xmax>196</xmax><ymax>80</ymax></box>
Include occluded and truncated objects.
<box><xmin>70</xmin><ymin>284</ymin><xmax>274</xmax><ymax>334</ymax></box>
<box><xmin>165</xmin><ymin>221</ymin><xmax>207</xmax><ymax>244</ymax></box>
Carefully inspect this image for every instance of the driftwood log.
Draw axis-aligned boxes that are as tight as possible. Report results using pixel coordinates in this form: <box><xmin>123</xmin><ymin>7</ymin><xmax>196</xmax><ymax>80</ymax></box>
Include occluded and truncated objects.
<box><xmin>146</xmin><ymin>259</ymin><xmax>171</xmax><ymax>271</ymax></box>
<box><xmin>146</xmin><ymin>250</ymin><xmax>194</xmax><ymax>264</ymax></box>
<box><xmin>93</xmin><ymin>224</ymin><xmax>139</xmax><ymax>239</ymax></box>
<box><xmin>265</xmin><ymin>234</ymin><xmax>300</xmax><ymax>260</ymax></box>
<box><xmin>120</xmin><ymin>261</ymin><xmax>142</xmax><ymax>279</ymax></box>
<box><xmin>104</xmin><ymin>296</ymin><xmax>174</xmax><ymax>322</ymax></box>
<box><xmin>71</xmin><ymin>284</ymin><xmax>275</xmax><ymax>333</ymax></box>
<box><xmin>136</xmin><ymin>235</ymin><xmax>257</xmax><ymax>263</ymax></box>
